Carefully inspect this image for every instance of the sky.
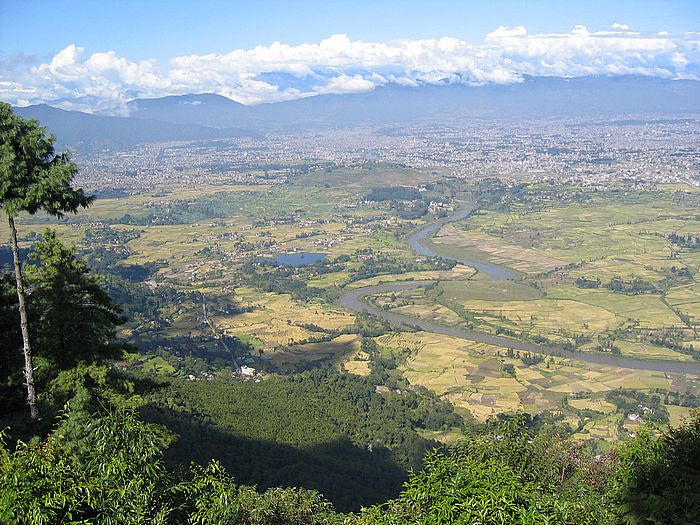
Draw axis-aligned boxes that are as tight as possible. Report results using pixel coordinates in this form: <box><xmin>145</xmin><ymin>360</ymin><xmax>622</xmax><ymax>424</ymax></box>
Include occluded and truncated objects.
<box><xmin>1</xmin><ymin>0</ymin><xmax>699</xmax><ymax>112</ymax></box>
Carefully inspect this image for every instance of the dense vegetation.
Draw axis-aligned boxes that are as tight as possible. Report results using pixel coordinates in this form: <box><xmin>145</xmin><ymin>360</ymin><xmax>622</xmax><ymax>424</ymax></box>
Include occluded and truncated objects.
<box><xmin>1</xmin><ymin>102</ymin><xmax>93</xmax><ymax>421</ymax></box>
<box><xmin>3</xmin><ymin>106</ymin><xmax>700</xmax><ymax>523</ymax></box>
<box><xmin>668</xmin><ymin>232</ymin><xmax>700</xmax><ymax>250</ymax></box>
<box><xmin>605</xmin><ymin>389</ymin><xmax>669</xmax><ymax>425</ymax></box>
<box><xmin>364</xmin><ymin>186</ymin><xmax>433</xmax><ymax>219</ymax></box>
<box><xmin>3</xmin><ymin>405</ymin><xmax>699</xmax><ymax>524</ymax></box>
<box><xmin>347</xmin><ymin>249</ymin><xmax>455</xmax><ymax>283</ymax></box>
<box><xmin>0</xmin><ymin>408</ymin><xmax>343</xmax><ymax>525</ymax></box>
<box><xmin>605</xmin><ymin>277</ymin><xmax>658</xmax><ymax>295</ymax></box>
<box><xmin>139</xmin><ymin>369</ymin><xmax>458</xmax><ymax>511</ymax></box>
<box><xmin>0</xmin><ymin>231</ymin><xmax>129</xmax><ymax>431</ymax></box>
<box><xmin>239</xmin><ymin>259</ymin><xmax>331</xmax><ymax>301</ymax></box>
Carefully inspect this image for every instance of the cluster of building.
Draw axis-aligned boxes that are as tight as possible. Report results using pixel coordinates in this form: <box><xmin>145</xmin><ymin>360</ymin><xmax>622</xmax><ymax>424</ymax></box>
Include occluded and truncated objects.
<box><xmin>73</xmin><ymin>115</ymin><xmax>700</xmax><ymax>192</ymax></box>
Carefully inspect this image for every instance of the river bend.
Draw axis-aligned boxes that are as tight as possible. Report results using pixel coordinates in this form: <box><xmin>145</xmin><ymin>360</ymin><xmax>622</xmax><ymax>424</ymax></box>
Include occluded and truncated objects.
<box><xmin>337</xmin><ymin>207</ymin><xmax>700</xmax><ymax>375</ymax></box>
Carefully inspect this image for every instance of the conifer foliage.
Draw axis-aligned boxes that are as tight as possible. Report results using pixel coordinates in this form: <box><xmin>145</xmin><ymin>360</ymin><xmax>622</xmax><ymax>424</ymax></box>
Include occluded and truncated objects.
<box><xmin>1</xmin><ymin>102</ymin><xmax>92</xmax><ymax>421</ymax></box>
<box><xmin>25</xmin><ymin>230</ymin><xmax>125</xmax><ymax>368</ymax></box>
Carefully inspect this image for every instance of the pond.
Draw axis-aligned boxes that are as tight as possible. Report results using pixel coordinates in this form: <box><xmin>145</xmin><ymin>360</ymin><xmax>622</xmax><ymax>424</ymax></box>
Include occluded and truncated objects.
<box><xmin>274</xmin><ymin>252</ymin><xmax>327</xmax><ymax>266</ymax></box>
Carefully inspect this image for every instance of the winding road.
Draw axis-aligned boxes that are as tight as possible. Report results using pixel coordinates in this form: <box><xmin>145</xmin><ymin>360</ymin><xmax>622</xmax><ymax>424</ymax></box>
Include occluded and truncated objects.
<box><xmin>337</xmin><ymin>206</ymin><xmax>700</xmax><ymax>375</ymax></box>
<box><xmin>201</xmin><ymin>293</ymin><xmax>242</xmax><ymax>373</ymax></box>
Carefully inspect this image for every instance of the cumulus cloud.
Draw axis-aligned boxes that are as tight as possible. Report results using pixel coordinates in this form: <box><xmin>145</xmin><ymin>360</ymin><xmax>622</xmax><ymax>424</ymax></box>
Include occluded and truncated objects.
<box><xmin>2</xmin><ymin>25</ymin><xmax>699</xmax><ymax>112</ymax></box>
<box><xmin>315</xmin><ymin>74</ymin><xmax>378</xmax><ymax>94</ymax></box>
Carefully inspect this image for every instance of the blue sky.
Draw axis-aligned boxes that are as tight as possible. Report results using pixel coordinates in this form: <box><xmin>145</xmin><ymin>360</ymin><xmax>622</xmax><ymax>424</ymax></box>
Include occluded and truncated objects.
<box><xmin>1</xmin><ymin>0</ymin><xmax>699</xmax><ymax>111</ymax></box>
<box><xmin>2</xmin><ymin>0</ymin><xmax>698</xmax><ymax>60</ymax></box>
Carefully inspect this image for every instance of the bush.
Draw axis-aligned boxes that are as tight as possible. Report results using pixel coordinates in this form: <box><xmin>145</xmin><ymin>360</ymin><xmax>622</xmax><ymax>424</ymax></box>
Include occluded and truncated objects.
<box><xmin>608</xmin><ymin>410</ymin><xmax>700</xmax><ymax>524</ymax></box>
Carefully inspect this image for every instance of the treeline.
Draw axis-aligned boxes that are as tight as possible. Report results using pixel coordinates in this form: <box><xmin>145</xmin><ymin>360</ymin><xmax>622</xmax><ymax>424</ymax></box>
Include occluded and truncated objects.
<box><xmin>575</xmin><ymin>275</ymin><xmax>658</xmax><ymax>295</ymax></box>
<box><xmin>104</xmin><ymin>193</ymin><xmax>250</xmax><ymax>226</ymax></box>
<box><xmin>471</xmin><ymin>178</ymin><xmax>605</xmax><ymax>212</ymax></box>
<box><xmin>648</xmin><ymin>333</ymin><xmax>700</xmax><ymax>360</ymax></box>
<box><xmin>347</xmin><ymin>249</ymin><xmax>455</xmax><ymax>284</ymax></box>
<box><xmin>505</xmin><ymin>347</ymin><xmax>546</xmax><ymax>367</ymax></box>
<box><xmin>364</xmin><ymin>186</ymin><xmax>436</xmax><ymax>219</ymax></box>
<box><xmin>80</xmin><ymin>225</ymin><xmax>142</xmax><ymax>273</ymax></box>
<box><xmin>668</xmin><ymin>232</ymin><xmax>700</xmax><ymax>250</ymax></box>
<box><xmin>606</xmin><ymin>389</ymin><xmax>669</xmax><ymax>424</ymax></box>
<box><xmin>238</xmin><ymin>250</ymin><xmax>454</xmax><ymax>301</ymax></box>
<box><xmin>575</xmin><ymin>276</ymin><xmax>601</xmax><ymax>288</ymax></box>
<box><xmin>238</xmin><ymin>259</ymin><xmax>331</xmax><ymax>301</ymax></box>
<box><xmin>605</xmin><ymin>277</ymin><xmax>658</xmax><ymax>295</ymax></box>
<box><xmin>389</xmin><ymin>199</ymin><xmax>427</xmax><ymax>219</ymax></box>
<box><xmin>4</xmin><ymin>406</ymin><xmax>699</xmax><ymax>524</ymax></box>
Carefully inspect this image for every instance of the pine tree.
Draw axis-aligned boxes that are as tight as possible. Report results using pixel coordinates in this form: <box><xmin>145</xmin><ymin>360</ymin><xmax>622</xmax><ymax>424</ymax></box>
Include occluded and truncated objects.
<box><xmin>0</xmin><ymin>103</ymin><xmax>92</xmax><ymax>421</ymax></box>
<box><xmin>26</xmin><ymin>230</ymin><xmax>125</xmax><ymax>368</ymax></box>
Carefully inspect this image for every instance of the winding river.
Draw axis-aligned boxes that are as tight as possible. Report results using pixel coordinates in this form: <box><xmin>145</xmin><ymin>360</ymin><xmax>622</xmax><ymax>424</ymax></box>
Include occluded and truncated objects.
<box><xmin>338</xmin><ymin>206</ymin><xmax>700</xmax><ymax>375</ymax></box>
<box><xmin>406</xmin><ymin>205</ymin><xmax>515</xmax><ymax>281</ymax></box>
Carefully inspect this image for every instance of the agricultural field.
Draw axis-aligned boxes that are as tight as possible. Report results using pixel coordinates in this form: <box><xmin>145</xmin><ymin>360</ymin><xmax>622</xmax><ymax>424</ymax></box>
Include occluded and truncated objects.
<box><xmin>3</xmin><ymin>165</ymin><xmax>700</xmax><ymax>443</ymax></box>
<box><xmin>385</xmin><ymin>184</ymin><xmax>700</xmax><ymax>365</ymax></box>
<box><xmin>0</xmin><ymin>162</ymin><xmax>455</xmax><ymax>370</ymax></box>
<box><xmin>217</xmin><ymin>287</ymin><xmax>355</xmax><ymax>346</ymax></box>
<box><xmin>372</xmin><ymin>330</ymin><xmax>700</xmax><ymax>440</ymax></box>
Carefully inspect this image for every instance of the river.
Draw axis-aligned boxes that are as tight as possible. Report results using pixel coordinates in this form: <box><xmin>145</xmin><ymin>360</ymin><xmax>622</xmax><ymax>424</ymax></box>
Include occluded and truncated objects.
<box><xmin>338</xmin><ymin>206</ymin><xmax>700</xmax><ymax>375</ymax></box>
<box><xmin>406</xmin><ymin>205</ymin><xmax>515</xmax><ymax>281</ymax></box>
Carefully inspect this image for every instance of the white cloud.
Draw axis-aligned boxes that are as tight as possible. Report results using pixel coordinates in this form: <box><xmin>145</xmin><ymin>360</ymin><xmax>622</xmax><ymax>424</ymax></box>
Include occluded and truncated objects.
<box><xmin>486</xmin><ymin>25</ymin><xmax>529</xmax><ymax>39</ymax></box>
<box><xmin>1</xmin><ymin>25</ymin><xmax>699</xmax><ymax>112</ymax></box>
<box><xmin>314</xmin><ymin>74</ymin><xmax>377</xmax><ymax>94</ymax></box>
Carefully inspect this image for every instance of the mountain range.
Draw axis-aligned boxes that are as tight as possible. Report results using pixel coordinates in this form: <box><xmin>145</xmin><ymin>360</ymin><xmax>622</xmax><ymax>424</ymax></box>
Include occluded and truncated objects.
<box><xmin>13</xmin><ymin>76</ymin><xmax>700</xmax><ymax>152</ymax></box>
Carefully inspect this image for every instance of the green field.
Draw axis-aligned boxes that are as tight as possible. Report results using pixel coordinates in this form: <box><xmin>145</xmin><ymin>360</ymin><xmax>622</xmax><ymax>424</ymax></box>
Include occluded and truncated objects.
<box><xmin>3</xmin><ymin>168</ymin><xmax>700</xmax><ymax>442</ymax></box>
<box><xmin>388</xmin><ymin>185</ymin><xmax>700</xmax><ymax>364</ymax></box>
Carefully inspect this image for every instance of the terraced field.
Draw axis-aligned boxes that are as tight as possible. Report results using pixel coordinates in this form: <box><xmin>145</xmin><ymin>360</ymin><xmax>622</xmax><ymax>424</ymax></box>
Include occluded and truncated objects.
<box><xmin>381</xmin><ymin>187</ymin><xmax>700</xmax><ymax>364</ymax></box>
<box><xmin>373</xmin><ymin>330</ymin><xmax>699</xmax><ymax>439</ymax></box>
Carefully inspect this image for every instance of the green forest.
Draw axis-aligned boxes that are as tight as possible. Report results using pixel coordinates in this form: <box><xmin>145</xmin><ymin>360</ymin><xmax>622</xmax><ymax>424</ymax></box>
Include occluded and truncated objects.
<box><xmin>2</xmin><ymin>105</ymin><xmax>700</xmax><ymax>524</ymax></box>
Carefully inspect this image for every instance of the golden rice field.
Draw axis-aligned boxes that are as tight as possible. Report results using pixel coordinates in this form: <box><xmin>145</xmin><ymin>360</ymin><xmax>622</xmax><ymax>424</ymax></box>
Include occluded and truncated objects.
<box><xmin>216</xmin><ymin>287</ymin><xmax>356</xmax><ymax>347</ymax></box>
<box><xmin>373</xmin><ymin>330</ymin><xmax>699</xmax><ymax>439</ymax></box>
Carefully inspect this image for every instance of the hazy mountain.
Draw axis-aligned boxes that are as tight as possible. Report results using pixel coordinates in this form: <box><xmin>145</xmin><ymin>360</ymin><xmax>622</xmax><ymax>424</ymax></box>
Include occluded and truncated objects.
<box><xmin>14</xmin><ymin>76</ymin><xmax>700</xmax><ymax>151</ymax></box>
<box><xmin>45</xmin><ymin>95</ymin><xmax>123</xmax><ymax>115</ymax></box>
<box><xmin>126</xmin><ymin>93</ymin><xmax>253</xmax><ymax>127</ymax></box>
<box><xmin>268</xmin><ymin>75</ymin><xmax>700</xmax><ymax>123</ymax></box>
<box><xmin>126</xmin><ymin>76</ymin><xmax>700</xmax><ymax>129</ymax></box>
<box><xmin>13</xmin><ymin>104</ymin><xmax>255</xmax><ymax>152</ymax></box>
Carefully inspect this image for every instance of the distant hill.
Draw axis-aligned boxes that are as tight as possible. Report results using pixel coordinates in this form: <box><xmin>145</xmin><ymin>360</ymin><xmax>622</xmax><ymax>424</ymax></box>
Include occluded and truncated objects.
<box><xmin>126</xmin><ymin>93</ymin><xmax>254</xmax><ymax>128</ymax></box>
<box><xmin>13</xmin><ymin>104</ymin><xmax>255</xmax><ymax>152</ymax></box>
<box><xmin>13</xmin><ymin>76</ymin><xmax>700</xmax><ymax>151</ymax></box>
<box><xmin>127</xmin><ymin>76</ymin><xmax>700</xmax><ymax>128</ymax></box>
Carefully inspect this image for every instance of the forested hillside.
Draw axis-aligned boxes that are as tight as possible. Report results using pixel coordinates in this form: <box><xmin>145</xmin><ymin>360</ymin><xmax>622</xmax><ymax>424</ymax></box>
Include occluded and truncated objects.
<box><xmin>3</xmin><ymin>404</ymin><xmax>699</xmax><ymax>524</ymax></box>
<box><xmin>139</xmin><ymin>370</ymin><xmax>454</xmax><ymax>510</ymax></box>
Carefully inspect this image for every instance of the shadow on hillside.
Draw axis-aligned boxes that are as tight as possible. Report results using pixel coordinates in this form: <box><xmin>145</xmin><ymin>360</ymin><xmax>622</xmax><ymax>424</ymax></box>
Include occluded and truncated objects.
<box><xmin>0</xmin><ymin>247</ymin><xmax>32</xmax><ymax>269</ymax></box>
<box><xmin>140</xmin><ymin>404</ymin><xmax>408</xmax><ymax>513</ymax></box>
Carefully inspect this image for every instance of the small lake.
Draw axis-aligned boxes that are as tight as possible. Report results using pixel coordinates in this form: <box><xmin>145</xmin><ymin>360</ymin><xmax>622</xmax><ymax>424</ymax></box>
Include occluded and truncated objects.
<box><xmin>274</xmin><ymin>252</ymin><xmax>327</xmax><ymax>266</ymax></box>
